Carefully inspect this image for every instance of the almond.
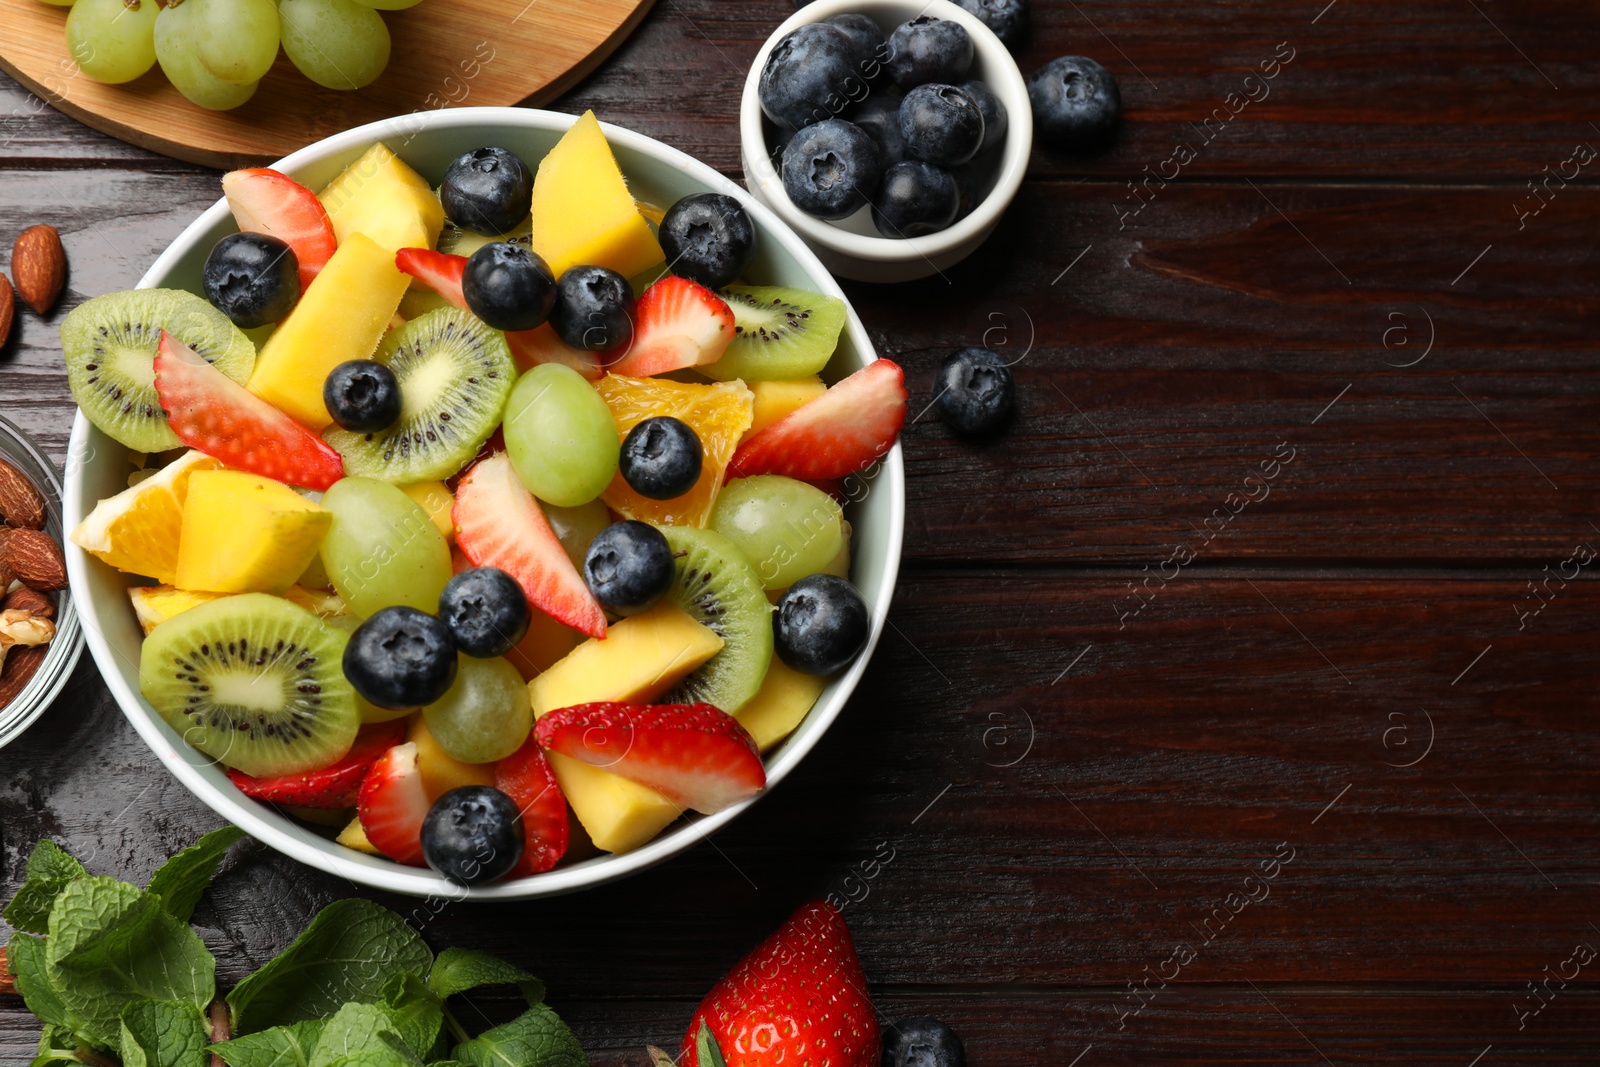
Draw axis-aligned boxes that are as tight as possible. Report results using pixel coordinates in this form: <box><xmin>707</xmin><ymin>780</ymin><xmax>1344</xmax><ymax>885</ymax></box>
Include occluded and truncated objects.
<box><xmin>4</xmin><ymin>528</ymin><xmax>65</xmax><ymax>590</ymax></box>
<box><xmin>3</xmin><ymin>585</ymin><xmax>55</xmax><ymax>619</ymax></box>
<box><xmin>0</xmin><ymin>642</ymin><xmax>48</xmax><ymax>708</ymax></box>
<box><xmin>0</xmin><ymin>272</ymin><xmax>13</xmax><ymax>348</ymax></box>
<box><xmin>0</xmin><ymin>457</ymin><xmax>46</xmax><ymax>528</ymax></box>
<box><xmin>12</xmin><ymin>225</ymin><xmax>66</xmax><ymax>316</ymax></box>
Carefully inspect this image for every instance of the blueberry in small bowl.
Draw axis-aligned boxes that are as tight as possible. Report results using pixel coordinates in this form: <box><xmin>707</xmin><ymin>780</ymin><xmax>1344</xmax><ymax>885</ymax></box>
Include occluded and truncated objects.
<box><xmin>872</xmin><ymin>161</ymin><xmax>959</xmax><ymax>238</ymax></box>
<box><xmin>899</xmin><ymin>83</ymin><xmax>984</xmax><ymax>167</ymax></box>
<box><xmin>781</xmin><ymin>118</ymin><xmax>884</xmax><ymax>220</ymax></box>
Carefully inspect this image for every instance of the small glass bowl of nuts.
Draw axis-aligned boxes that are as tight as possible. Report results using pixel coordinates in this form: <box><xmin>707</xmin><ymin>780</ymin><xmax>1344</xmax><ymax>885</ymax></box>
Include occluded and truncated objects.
<box><xmin>0</xmin><ymin>413</ymin><xmax>83</xmax><ymax>749</ymax></box>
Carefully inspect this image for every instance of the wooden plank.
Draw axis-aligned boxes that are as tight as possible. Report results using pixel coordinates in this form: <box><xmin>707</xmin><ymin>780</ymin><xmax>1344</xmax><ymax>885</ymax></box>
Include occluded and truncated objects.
<box><xmin>3</xmin><ymin>577</ymin><xmax>1597</xmax><ymax>999</ymax></box>
<box><xmin>4</xmin><ymin>169</ymin><xmax>1598</xmax><ymax>563</ymax></box>
<box><xmin>7</xmin><ymin>0</ymin><xmax>1596</xmax><ymax>178</ymax></box>
<box><xmin>0</xmin><ymin>0</ymin><xmax>656</xmax><ymax>169</ymax></box>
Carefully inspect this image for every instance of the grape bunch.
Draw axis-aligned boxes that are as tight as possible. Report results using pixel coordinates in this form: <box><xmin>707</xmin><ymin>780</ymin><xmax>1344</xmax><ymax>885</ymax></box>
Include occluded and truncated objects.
<box><xmin>50</xmin><ymin>0</ymin><xmax>420</xmax><ymax>110</ymax></box>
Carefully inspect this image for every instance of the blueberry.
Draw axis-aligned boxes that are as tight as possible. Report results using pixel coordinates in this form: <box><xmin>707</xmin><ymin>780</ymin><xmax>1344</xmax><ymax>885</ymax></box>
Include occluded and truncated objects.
<box><xmin>935</xmin><ymin>347</ymin><xmax>1014</xmax><ymax>437</ymax></box>
<box><xmin>899</xmin><ymin>84</ymin><xmax>984</xmax><ymax>167</ymax></box>
<box><xmin>885</xmin><ymin>16</ymin><xmax>973</xmax><ymax>90</ymax></box>
<box><xmin>760</xmin><ymin>23</ymin><xmax>865</xmax><ymax>131</ymax></box>
<box><xmin>551</xmin><ymin>265</ymin><xmax>635</xmax><ymax>352</ymax></box>
<box><xmin>462</xmin><ymin>242</ymin><xmax>555</xmax><ymax>332</ymax></box>
<box><xmin>438</xmin><ymin>567</ymin><xmax>530</xmax><ymax>658</ymax></box>
<box><xmin>774</xmin><ymin>574</ymin><xmax>870</xmax><ymax>677</ymax></box>
<box><xmin>1029</xmin><ymin>55</ymin><xmax>1122</xmax><ymax>149</ymax></box>
<box><xmin>849</xmin><ymin>93</ymin><xmax>908</xmax><ymax>167</ymax></box>
<box><xmin>659</xmin><ymin>193</ymin><xmax>758</xmax><ymax>291</ymax></box>
<box><xmin>959</xmin><ymin>80</ymin><xmax>1008</xmax><ymax>155</ymax></box>
<box><xmin>421</xmin><ymin>786</ymin><xmax>525</xmax><ymax>886</ymax></box>
<box><xmin>441</xmin><ymin>146</ymin><xmax>534</xmax><ymax>236</ymax></box>
<box><xmin>583</xmin><ymin>520</ymin><xmax>675</xmax><ymax>616</ymax></box>
<box><xmin>872</xmin><ymin>161</ymin><xmax>959</xmax><ymax>238</ymax></box>
<box><xmin>824</xmin><ymin>13</ymin><xmax>888</xmax><ymax>79</ymax></box>
<box><xmin>949</xmin><ymin>163</ymin><xmax>981</xmax><ymax>220</ymax></box>
<box><xmin>202</xmin><ymin>232</ymin><xmax>299</xmax><ymax>329</ymax></box>
<box><xmin>953</xmin><ymin>0</ymin><xmax>1028</xmax><ymax>51</ymax></box>
<box><xmin>322</xmin><ymin>359</ymin><xmax>401</xmax><ymax>433</ymax></box>
<box><xmin>343</xmin><ymin>606</ymin><xmax>458</xmax><ymax>710</ymax></box>
<box><xmin>781</xmin><ymin>119</ymin><xmax>883</xmax><ymax>221</ymax></box>
<box><xmin>619</xmin><ymin>416</ymin><xmax>703</xmax><ymax>500</ymax></box>
<box><xmin>882</xmin><ymin>1018</ymin><xmax>967</xmax><ymax>1067</ymax></box>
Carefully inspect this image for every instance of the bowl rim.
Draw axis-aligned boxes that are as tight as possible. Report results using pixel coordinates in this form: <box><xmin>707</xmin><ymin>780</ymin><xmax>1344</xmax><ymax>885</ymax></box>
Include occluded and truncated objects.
<box><xmin>0</xmin><ymin>412</ymin><xmax>85</xmax><ymax>752</ymax></box>
<box><xmin>738</xmin><ymin>0</ymin><xmax>1034</xmax><ymax>265</ymax></box>
<box><xmin>62</xmin><ymin>105</ymin><xmax>905</xmax><ymax>900</ymax></box>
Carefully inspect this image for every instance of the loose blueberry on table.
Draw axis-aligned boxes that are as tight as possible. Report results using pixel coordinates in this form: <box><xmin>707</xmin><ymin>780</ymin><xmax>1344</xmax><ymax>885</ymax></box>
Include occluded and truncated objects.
<box><xmin>64</xmin><ymin>115</ymin><xmax>912</xmax><ymax>882</ymax></box>
<box><xmin>935</xmin><ymin>346</ymin><xmax>1015</xmax><ymax>437</ymax></box>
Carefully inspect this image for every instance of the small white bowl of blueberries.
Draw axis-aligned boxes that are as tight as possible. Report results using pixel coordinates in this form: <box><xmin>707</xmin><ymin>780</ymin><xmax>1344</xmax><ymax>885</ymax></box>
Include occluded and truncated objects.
<box><xmin>740</xmin><ymin>0</ymin><xmax>1123</xmax><ymax>283</ymax></box>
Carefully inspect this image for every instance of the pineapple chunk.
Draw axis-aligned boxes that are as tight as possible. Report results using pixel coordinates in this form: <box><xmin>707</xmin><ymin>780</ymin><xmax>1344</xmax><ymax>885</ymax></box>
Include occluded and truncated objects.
<box><xmin>529</xmin><ymin>601</ymin><xmax>723</xmax><ymax>715</ymax></box>
<box><xmin>746</xmin><ymin>376</ymin><xmax>827</xmax><ymax>438</ymax></box>
<box><xmin>319</xmin><ymin>143</ymin><xmax>445</xmax><ymax>254</ymax></box>
<box><xmin>174</xmin><ymin>471</ymin><xmax>331</xmax><ymax>594</ymax></box>
<box><xmin>128</xmin><ymin>585</ymin><xmax>229</xmax><ymax>634</ymax></box>
<box><xmin>530</xmin><ymin>111</ymin><xmax>664</xmax><ymax>279</ymax></box>
<box><xmin>248</xmin><ymin>232</ymin><xmax>410</xmax><ymax>429</ymax></box>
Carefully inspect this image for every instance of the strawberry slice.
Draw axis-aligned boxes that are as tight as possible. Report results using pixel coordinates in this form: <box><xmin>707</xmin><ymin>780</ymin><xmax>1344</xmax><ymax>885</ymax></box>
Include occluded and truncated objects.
<box><xmin>534</xmin><ymin>702</ymin><xmax>765</xmax><ymax>814</ymax></box>
<box><xmin>357</xmin><ymin>741</ymin><xmax>430</xmax><ymax>866</ymax></box>
<box><xmin>495</xmin><ymin>735</ymin><xmax>569</xmax><ymax>876</ymax></box>
<box><xmin>153</xmin><ymin>331</ymin><xmax>344</xmax><ymax>490</ymax></box>
<box><xmin>730</xmin><ymin>359</ymin><xmax>906</xmax><ymax>481</ymax></box>
<box><xmin>228</xmin><ymin>721</ymin><xmax>405</xmax><ymax>808</ymax></box>
<box><xmin>397</xmin><ymin>249</ymin><xmax>603</xmax><ymax>380</ymax></box>
<box><xmin>222</xmin><ymin>168</ymin><xmax>337</xmax><ymax>293</ymax></box>
<box><xmin>396</xmin><ymin>248</ymin><xmax>469</xmax><ymax>310</ymax></box>
<box><xmin>452</xmin><ymin>453</ymin><xmax>607</xmax><ymax>639</ymax></box>
<box><xmin>606</xmin><ymin>276</ymin><xmax>734</xmax><ymax>378</ymax></box>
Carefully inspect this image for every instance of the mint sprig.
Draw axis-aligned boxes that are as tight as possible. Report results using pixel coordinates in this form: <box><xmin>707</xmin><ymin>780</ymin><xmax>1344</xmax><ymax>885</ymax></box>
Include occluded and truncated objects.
<box><xmin>4</xmin><ymin>832</ymin><xmax>586</xmax><ymax>1067</ymax></box>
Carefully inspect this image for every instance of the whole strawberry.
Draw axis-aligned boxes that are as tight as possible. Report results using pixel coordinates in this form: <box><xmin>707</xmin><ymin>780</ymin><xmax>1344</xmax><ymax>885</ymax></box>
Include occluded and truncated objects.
<box><xmin>680</xmin><ymin>901</ymin><xmax>879</xmax><ymax>1067</ymax></box>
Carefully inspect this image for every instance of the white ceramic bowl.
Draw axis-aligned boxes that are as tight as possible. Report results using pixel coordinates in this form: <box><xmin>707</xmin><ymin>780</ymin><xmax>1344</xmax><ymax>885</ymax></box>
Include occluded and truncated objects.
<box><xmin>62</xmin><ymin>107</ymin><xmax>905</xmax><ymax>900</ymax></box>
<box><xmin>740</xmin><ymin>0</ymin><xmax>1032</xmax><ymax>283</ymax></box>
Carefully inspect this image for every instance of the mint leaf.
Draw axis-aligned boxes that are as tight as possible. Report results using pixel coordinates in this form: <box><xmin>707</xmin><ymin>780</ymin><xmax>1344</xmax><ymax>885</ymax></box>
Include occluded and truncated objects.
<box><xmin>3</xmin><ymin>840</ymin><xmax>86</xmax><ymax>934</ymax></box>
<box><xmin>7</xmin><ymin>934</ymin><xmax>73</xmax><ymax>1030</ymax></box>
<box><xmin>228</xmin><ymin>899</ymin><xmax>432</xmax><ymax>1035</ymax></box>
<box><xmin>32</xmin><ymin>1022</ymin><xmax>78</xmax><ymax>1067</ymax></box>
<box><xmin>45</xmin><ymin>876</ymin><xmax>216</xmax><ymax>1048</ymax></box>
<box><xmin>308</xmin><ymin>1003</ymin><xmax>401</xmax><ymax>1067</ymax></box>
<box><xmin>147</xmin><ymin>825</ymin><xmax>249</xmax><ymax>923</ymax></box>
<box><xmin>452</xmin><ymin>1005</ymin><xmax>586</xmax><ymax>1067</ymax></box>
<box><xmin>120</xmin><ymin>999</ymin><xmax>211</xmax><ymax>1067</ymax></box>
<box><xmin>380</xmin><ymin>973</ymin><xmax>443</xmax><ymax>1057</ymax></box>
<box><xmin>427</xmin><ymin>949</ymin><xmax>543</xmax><ymax>1005</ymax></box>
<box><xmin>210</xmin><ymin>1020</ymin><xmax>324</xmax><ymax>1067</ymax></box>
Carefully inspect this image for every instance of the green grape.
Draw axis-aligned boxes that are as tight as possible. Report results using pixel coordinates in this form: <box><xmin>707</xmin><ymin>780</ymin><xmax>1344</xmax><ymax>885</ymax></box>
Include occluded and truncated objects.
<box><xmin>278</xmin><ymin>0</ymin><xmax>390</xmax><ymax>91</ymax></box>
<box><xmin>155</xmin><ymin>3</ymin><xmax>259</xmax><ymax>109</ymax></box>
<box><xmin>319</xmin><ymin>476</ymin><xmax>453</xmax><ymax>618</ymax></box>
<box><xmin>37</xmin><ymin>0</ymin><xmax>78</xmax><ymax>7</ymax></box>
<box><xmin>66</xmin><ymin>0</ymin><xmax>159</xmax><ymax>84</ymax></box>
<box><xmin>193</xmin><ymin>0</ymin><xmax>280</xmax><ymax>85</ymax></box>
<box><xmin>541</xmin><ymin>498</ymin><xmax>611</xmax><ymax>571</ymax></box>
<box><xmin>422</xmin><ymin>655</ymin><xmax>532</xmax><ymax>764</ymax></box>
<box><xmin>710</xmin><ymin>475</ymin><xmax>845</xmax><ymax>591</ymax></box>
<box><xmin>347</xmin><ymin>0</ymin><xmax>421</xmax><ymax>10</ymax></box>
<box><xmin>504</xmin><ymin>363</ymin><xmax>620</xmax><ymax>508</ymax></box>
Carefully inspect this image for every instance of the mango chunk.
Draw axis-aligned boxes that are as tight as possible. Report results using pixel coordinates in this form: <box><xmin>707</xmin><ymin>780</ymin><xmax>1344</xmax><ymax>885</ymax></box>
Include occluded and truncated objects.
<box><xmin>71</xmin><ymin>450</ymin><xmax>222</xmax><ymax>585</ymax></box>
<box><xmin>746</xmin><ymin>376</ymin><xmax>827</xmax><ymax>438</ymax></box>
<box><xmin>319</xmin><ymin>143</ymin><xmax>445</xmax><ymax>254</ymax></box>
<box><xmin>400</xmin><ymin>481</ymin><xmax>455</xmax><ymax>542</ymax></box>
<box><xmin>248</xmin><ymin>232</ymin><xmax>410</xmax><ymax>429</ymax></box>
<box><xmin>174</xmin><ymin>471</ymin><xmax>331</xmax><ymax>594</ymax></box>
<box><xmin>407</xmin><ymin>715</ymin><xmax>496</xmax><ymax>801</ymax></box>
<box><xmin>530</xmin><ymin>111</ymin><xmax>664</xmax><ymax>279</ymax></box>
<box><xmin>529</xmin><ymin>601</ymin><xmax>723</xmax><ymax>716</ymax></box>
<box><xmin>546</xmin><ymin>752</ymin><xmax>682</xmax><ymax>854</ymax></box>
<box><xmin>338</xmin><ymin>817</ymin><xmax>381</xmax><ymax>855</ymax></box>
<box><xmin>735</xmin><ymin>657</ymin><xmax>827</xmax><ymax>752</ymax></box>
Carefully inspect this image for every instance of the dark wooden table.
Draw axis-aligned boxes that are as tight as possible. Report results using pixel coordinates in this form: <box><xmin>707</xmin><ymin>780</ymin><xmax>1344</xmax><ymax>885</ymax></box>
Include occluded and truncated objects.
<box><xmin>5</xmin><ymin>2</ymin><xmax>1600</xmax><ymax>1063</ymax></box>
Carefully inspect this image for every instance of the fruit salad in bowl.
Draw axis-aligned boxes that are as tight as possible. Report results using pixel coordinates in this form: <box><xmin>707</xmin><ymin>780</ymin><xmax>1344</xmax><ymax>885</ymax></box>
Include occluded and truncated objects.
<box><xmin>61</xmin><ymin>107</ymin><xmax>905</xmax><ymax>899</ymax></box>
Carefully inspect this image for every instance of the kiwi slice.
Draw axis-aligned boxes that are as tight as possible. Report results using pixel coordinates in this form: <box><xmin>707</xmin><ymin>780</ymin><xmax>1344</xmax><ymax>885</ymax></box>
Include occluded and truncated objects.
<box><xmin>324</xmin><ymin>307</ymin><xmax>514</xmax><ymax>484</ymax></box>
<box><xmin>138</xmin><ymin>593</ymin><xmax>359</xmax><ymax>778</ymax></box>
<box><xmin>61</xmin><ymin>288</ymin><xmax>256</xmax><ymax>452</ymax></box>
<box><xmin>436</xmin><ymin>214</ymin><xmax>533</xmax><ymax>258</ymax></box>
<box><xmin>702</xmin><ymin>285</ymin><xmax>848</xmax><ymax>383</ymax></box>
<box><xmin>657</xmin><ymin>524</ymin><xmax>774</xmax><ymax>713</ymax></box>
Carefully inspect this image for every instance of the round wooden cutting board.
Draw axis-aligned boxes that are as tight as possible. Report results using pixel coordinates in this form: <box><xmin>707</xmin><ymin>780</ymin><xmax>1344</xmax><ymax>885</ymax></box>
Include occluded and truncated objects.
<box><xmin>0</xmin><ymin>0</ymin><xmax>656</xmax><ymax>168</ymax></box>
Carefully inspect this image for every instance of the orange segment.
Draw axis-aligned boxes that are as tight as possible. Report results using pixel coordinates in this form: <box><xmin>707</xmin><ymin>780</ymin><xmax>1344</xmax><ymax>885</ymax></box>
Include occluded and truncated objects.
<box><xmin>595</xmin><ymin>375</ymin><xmax>753</xmax><ymax>527</ymax></box>
<box><xmin>70</xmin><ymin>451</ymin><xmax>222</xmax><ymax>584</ymax></box>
